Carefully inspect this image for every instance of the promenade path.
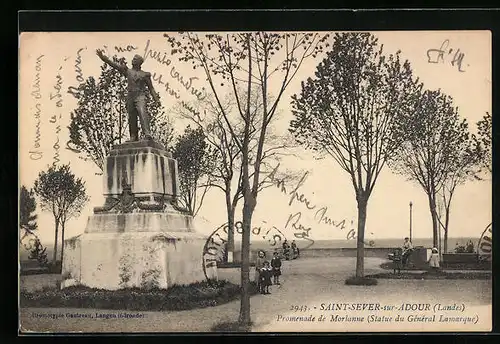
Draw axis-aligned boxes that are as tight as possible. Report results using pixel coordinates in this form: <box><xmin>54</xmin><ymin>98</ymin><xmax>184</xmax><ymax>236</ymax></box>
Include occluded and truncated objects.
<box><xmin>19</xmin><ymin>257</ymin><xmax>491</xmax><ymax>333</ymax></box>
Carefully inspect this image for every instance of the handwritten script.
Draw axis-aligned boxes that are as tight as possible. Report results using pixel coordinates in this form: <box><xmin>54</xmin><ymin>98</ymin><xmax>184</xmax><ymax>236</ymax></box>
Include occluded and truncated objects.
<box><xmin>29</xmin><ymin>55</ymin><xmax>44</xmax><ymax>161</ymax></box>
<box><xmin>49</xmin><ymin>67</ymin><xmax>63</xmax><ymax>167</ymax></box>
<box><xmin>143</xmin><ymin>39</ymin><xmax>206</xmax><ymax>101</ymax></box>
<box><xmin>266</xmin><ymin>163</ymin><xmax>375</xmax><ymax>247</ymax></box>
<box><xmin>67</xmin><ymin>47</ymin><xmax>86</xmax><ymax>100</ymax></box>
<box><xmin>427</xmin><ymin>39</ymin><xmax>468</xmax><ymax>72</ymax></box>
<box><xmin>266</xmin><ymin>164</ymin><xmax>349</xmax><ymax>248</ymax></box>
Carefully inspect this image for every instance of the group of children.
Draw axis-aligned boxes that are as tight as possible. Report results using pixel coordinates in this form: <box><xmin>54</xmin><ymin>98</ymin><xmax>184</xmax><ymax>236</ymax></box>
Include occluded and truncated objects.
<box><xmin>255</xmin><ymin>250</ymin><xmax>282</xmax><ymax>294</ymax></box>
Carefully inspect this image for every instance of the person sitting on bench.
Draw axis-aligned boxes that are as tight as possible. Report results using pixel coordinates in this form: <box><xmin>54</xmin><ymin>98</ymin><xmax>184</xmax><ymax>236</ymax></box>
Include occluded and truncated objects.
<box><xmin>402</xmin><ymin>237</ymin><xmax>413</xmax><ymax>266</ymax></box>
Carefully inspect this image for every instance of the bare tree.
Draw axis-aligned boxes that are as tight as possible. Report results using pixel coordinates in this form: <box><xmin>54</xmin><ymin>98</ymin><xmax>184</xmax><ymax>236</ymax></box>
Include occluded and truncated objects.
<box><xmin>165</xmin><ymin>31</ymin><xmax>328</xmax><ymax>326</ymax></box>
<box><xmin>436</xmin><ymin>130</ymin><xmax>483</xmax><ymax>253</ymax></box>
<box><xmin>390</xmin><ymin>89</ymin><xmax>471</xmax><ymax>249</ymax></box>
<box><xmin>290</xmin><ymin>33</ymin><xmax>419</xmax><ymax>278</ymax></box>
<box><xmin>434</xmin><ymin>112</ymin><xmax>490</xmax><ymax>253</ymax></box>
<box><xmin>176</xmin><ymin>90</ymin><xmax>297</xmax><ymax>262</ymax></box>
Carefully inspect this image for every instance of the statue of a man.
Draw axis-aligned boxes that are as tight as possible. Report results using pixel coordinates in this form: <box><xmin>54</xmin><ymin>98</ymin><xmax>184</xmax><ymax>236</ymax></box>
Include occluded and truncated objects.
<box><xmin>96</xmin><ymin>49</ymin><xmax>160</xmax><ymax>142</ymax></box>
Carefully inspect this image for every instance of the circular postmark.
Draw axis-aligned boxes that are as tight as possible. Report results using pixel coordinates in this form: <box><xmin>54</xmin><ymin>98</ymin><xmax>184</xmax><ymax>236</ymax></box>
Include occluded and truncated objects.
<box><xmin>477</xmin><ymin>223</ymin><xmax>492</xmax><ymax>262</ymax></box>
<box><xmin>201</xmin><ymin>221</ymin><xmax>291</xmax><ymax>283</ymax></box>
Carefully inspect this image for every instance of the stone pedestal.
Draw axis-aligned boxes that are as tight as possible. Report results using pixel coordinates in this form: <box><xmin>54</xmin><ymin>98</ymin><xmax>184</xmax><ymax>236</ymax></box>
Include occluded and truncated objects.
<box><xmin>61</xmin><ymin>139</ymin><xmax>208</xmax><ymax>290</ymax></box>
<box><xmin>103</xmin><ymin>140</ymin><xmax>180</xmax><ymax>200</ymax></box>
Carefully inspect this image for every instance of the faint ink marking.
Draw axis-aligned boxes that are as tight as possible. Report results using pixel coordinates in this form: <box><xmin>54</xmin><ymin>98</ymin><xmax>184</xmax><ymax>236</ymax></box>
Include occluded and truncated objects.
<box><xmin>346</xmin><ymin>225</ymin><xmax>375</xmax><ymax>247</ymax></box>
<box><xmin>75</xmin><ymin>48</ymin><xmax>85</xmax><ymax>83</ymax></box>
<box><xmin>67</xmin><ymin>48</ymin><xmax>86</xmax><ymax>99</ymax></box>
<box><xmin>287</xmin><ymin>172</ymin><xmax>316</xmax><ymax>209</ymax></box>
<box><xmin>285</xmin><ymin>212</ymin><xmax>315</xmax><ymax>248</ymax></box>
<box><xmin>115</xmin><ymin>45</ymin><xmax>138</xmax><ymax>53</ymax></box>
<box><xmin>202</xmin><ymin>225</ymin><xmax>225</xmax><ymax>284</ymax></box>
<box><xmin>262</xmin><ymin>225</ymin><xmax>287</xmax><ymax>248</ymax></box>
<box><xmin>143</xmin><ymin>39</ymin><xmax>206</xmax><ymax>101</ymax></box>
<box><xmin>50</xmin><ymin>122</ymin><xmax>62</xmax><ymax>167</ymax></box>
<box><xmin>426</xmin><ymin>39</ymin><xmax>467</xmax><ymax>72</ymax></box>
<box><xmin>29</xmin><ymin>55</ymin><xmax>44</xmax><ymax>161</ymax></box>
<box><xmin>314</xmin><ymin>207</ymin><xmax>346</xmax><ymax>230</ymax></box>
<box><xmin>50</xmin><ymin>68</ymin><xmax>64</xmax><ymax>166</ymax></box>
<box><xmin>180</xmin><ymin>100</ymin><xmax>201</xmax><ymax>118</ymax></box>
<box><xmin>152</xmin><ymin>72</ymin><xmax>181</xmax><ymax>99</ymax></box>
<box><xmin>66</xmin><ymin>135</ymin><xmax>81</xmax><ymax>154</ymax></box>
<box><xmin>477</xmin><ymin>223</ymin><xmax>492</xmax><ymax>262</ymax></box>
<box><xmin>170</xmin><ymin>66</ymin><xmax>205</xmax><ymax>100</ymax></box>
<box><xmin>265</xmin><ymin>163</ymin><xmax>347</xmax><ymax>241</ymax></box>
<box><xmin>50</xmin><ymin>68</ymin><xmax>63</xmax><ymax>108</ymax></box>
<box><xmin>67</xmin><ymin>86</ymin><xmax>81</xmax><ymax>99</ymax></box>
<box><xmin>66</xmin><ymin>49</ymin><xmax>85</xmax><ymax>153</ymax></box>
<box><xmin>143</xmin><ymin>39</ymin><xmax>173</xmax><ymax>67</ymax></box>
<box><xmin>202</xmin><ymin>220</ymin><xmax>289</xmax><ymax>283</ymax></box>
<box><xmin>31</xmin><ymin>55</ymin><xmax>44</xmax><ymax>99</ymax></box>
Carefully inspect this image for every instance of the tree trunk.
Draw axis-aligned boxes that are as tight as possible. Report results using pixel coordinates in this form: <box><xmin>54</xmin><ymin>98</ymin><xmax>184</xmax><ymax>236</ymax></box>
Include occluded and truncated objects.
<box><xmin>355</xmin><ymin>196</ymin><xmax>368</xmax><ymax>278</ymax></box>
<box><xmin>239</xmin><ymin>32</ymin><xmax>254</xmax><ymax>328</ymax></box>
<box><xmin>443</xmin><ymin>206</ymin><xmax>450</xmax><ymax>253</ymax></box>
<box><xmin>238</xmin><ymin>196</ymin><xmax>255</xmax><ymax>327</ymax></box>
<box><xmin>428</xmin><ymin>193</ymin><xmax>439</xmax><ymax>248</ymax></box>
<box><xmin>53</xmin><ymin>219</ymin><xmax>59</xmax><ymax>264</ymax></box>
<box><xmin>60</xmin><ymin>220</ymin><xmax>66</xmax><ymax>263</ymax></box>
<box><xmin>226</xmin><ymin>193</ymin><xmax>236</xmax><ymax>263</ymax></box>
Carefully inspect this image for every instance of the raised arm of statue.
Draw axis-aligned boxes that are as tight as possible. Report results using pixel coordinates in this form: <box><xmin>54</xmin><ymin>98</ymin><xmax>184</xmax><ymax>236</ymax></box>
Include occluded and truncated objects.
<box><xmin>145</xmin><ymin>73</ymin><xmax>161</xmax><ymax>103</ymax></box>
<box><xmin>96</xmin><ymin>49</ymin><xmax>127</xmax><ymax>75</ymax></box>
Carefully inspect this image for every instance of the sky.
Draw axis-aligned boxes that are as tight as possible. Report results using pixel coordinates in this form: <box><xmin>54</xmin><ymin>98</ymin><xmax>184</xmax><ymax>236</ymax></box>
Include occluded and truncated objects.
<box><xmin>18</xmin><ymin>31</ymin><xmax>491</xmax><ymax>249</ymax></box>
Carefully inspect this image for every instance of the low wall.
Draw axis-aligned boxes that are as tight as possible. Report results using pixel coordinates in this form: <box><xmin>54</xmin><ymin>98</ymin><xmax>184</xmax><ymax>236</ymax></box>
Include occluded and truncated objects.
<box><xmin>231</xmin><ymin>247</ymin><xmax>394</xmax><ymax>262</ymax></box>
<box><xmin>298</xmin><ymin>247</ymin><xmax>393</xmax><ymax>259</ymax></box>
<box><xmin>442</xmin><ymin>253</ymin><xmax>479</xmax><ymax>264</ymax></box>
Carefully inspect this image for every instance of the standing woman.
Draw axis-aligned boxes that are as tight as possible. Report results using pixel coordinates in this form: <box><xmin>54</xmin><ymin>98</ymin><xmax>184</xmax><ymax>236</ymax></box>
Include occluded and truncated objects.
<box><xmin>255</xmin><ymin>250</ymin><xmax>266</xmax><ymax>287</ymax></box>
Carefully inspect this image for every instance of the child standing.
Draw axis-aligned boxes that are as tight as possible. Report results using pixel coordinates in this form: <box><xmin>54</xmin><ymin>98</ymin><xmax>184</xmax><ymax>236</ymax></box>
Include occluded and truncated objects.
<box><xmin>282</xmin><ymin>239</ymin><xmax>290</xmax><ymax>260</ymax></box>
<box><xmin>428</xmin><ymin>247</ymin><xmax>440</xmax><ymax>273</ymax></box>
<box><xmin>259</xmin><ymin>261</ymin><xmax>272</xmax><ymax>294</ymax></box>
<box><xmin>271</xmin><ymin>251</ymin><xmax>282</xmax><ymax>285</ymax></box>
<box><xmin>392</xmin><ymin>248</ymin><xmax>403</xmax><ymax>274</ymax></box>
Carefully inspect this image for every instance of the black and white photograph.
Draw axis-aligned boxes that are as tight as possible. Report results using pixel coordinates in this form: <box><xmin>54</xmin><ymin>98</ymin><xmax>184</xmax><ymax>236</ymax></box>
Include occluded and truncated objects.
<box><xmin>18</xmin><ymin>29</ymin><xmax>492</xmax><ymax>333</ymax></box>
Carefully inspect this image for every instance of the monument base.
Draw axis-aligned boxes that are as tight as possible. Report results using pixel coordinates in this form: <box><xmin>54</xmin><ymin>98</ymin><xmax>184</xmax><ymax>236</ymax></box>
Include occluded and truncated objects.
<box><xmin>60</xmin><ymin>139</ymin><xmax>209</xmax><ymax>290</ymax></box>
<box><xmin>61</xmin><ymin>230</ymin><xmax>207</xmax><ymax>290</ymax></box>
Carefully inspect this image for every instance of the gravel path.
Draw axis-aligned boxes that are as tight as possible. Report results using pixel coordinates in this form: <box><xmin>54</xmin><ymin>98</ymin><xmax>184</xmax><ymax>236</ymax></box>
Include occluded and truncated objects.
<box><xmin>19</xmin><ymin>257</ymin><xmax>491</xmax><ymax>333</ymax></box>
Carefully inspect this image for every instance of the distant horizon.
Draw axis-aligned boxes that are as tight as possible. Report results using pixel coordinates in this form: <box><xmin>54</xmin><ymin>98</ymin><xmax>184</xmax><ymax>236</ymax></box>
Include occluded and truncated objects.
<box><xmin>24</xmin><ymin>236</ymin><xmax>478</xmax><ymax>245</ymax></box>
<box><xmin>20</xmin><ymin>236</ymin><xmax>481</xmax><ymax>254</ymax></box>
<box><xmin>19</xmin><ymin>235</ymin><xmax>481</xmax><ymax>262</ymax></box>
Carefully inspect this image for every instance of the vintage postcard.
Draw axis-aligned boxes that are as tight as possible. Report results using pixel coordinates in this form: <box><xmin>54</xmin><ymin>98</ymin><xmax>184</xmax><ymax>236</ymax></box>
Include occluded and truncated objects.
<box><xmin>18</xmin><ymin>30</ymin><xmax>492</xmax><ymax>333</ymax></box>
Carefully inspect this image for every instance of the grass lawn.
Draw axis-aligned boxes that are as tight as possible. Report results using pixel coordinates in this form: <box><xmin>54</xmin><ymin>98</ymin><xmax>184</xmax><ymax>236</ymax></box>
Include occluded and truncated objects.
<box><xmin>20</xmin><ymin>280</ymin><xmax>259</xmax><ymax>311</ymax></box>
